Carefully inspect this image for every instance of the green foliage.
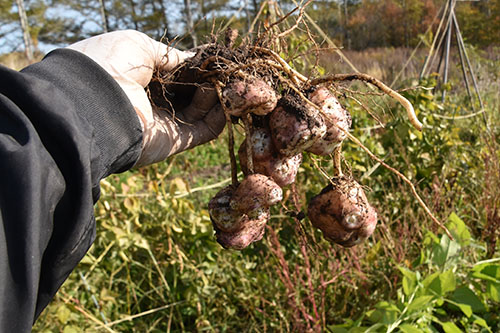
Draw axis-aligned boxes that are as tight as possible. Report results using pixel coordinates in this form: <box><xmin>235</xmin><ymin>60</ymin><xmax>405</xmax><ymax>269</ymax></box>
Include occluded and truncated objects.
<box><xmin>332</xmin><ymin>214</ymin><xmax>499</xmax><ymax>332</ymax></box>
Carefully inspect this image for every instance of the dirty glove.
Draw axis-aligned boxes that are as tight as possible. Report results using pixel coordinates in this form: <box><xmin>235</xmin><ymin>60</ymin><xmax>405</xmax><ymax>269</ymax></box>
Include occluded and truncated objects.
<box><xmin>67</xmin><ymin>30</ymin><xmax>225</xmax><ymax>167</ymax></box>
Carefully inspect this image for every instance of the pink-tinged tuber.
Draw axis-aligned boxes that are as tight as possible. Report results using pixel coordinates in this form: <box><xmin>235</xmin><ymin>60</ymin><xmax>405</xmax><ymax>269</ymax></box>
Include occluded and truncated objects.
<box><xmin>230</xmin><ymin>174</ymin><xmax>283</xmax><ymax>214</ymax></box>
<box><xmin>209</xmin><ymin>174</ymin><xmax>282</xmax><ymax>250</ymax></box>
<box><xmin>213</xmin><ymin>210</ymin><xmax>269</xmax><ymax>250</ymax></box>
<box><xmin>307</xmin><ymin>87</ymin><xmax>352</xmax><ymax>155</ymax></box>
<box><xmin>222</xmin><ymin>78</ymin><xmax>278</xmax><ymax>116</ymax></box>
<box><xmin>269</xmin><ymin>94</ymin><xmax>326</xmax><ymax>156</ymax></box>
<box><xmin>208</xmin><ymin>185</ymin><xmax>246</xmax><ymax>233</ymax></box>
<box><xmin>307</xmin><ymin>176</ymin><xmax>377</xmax><ymax>247</ymax></box>
<box><xmin>208</xmin><ymin>184</ymin><xmax>269</xmax><ymax>250</ymax></box>
<box><xmin>246</xmin><ymin>127</ymin><xmax>275</xmax><ymax>161</ymax></box>
<box><xmin>267</xmin><ymin>153</ymin><xmax>302</xmax><ymax>187</ymax></box>
<box><xmin>238</xmin><ymin>127</ymin><xmax>302</xmax><ymax>187</ymax></box>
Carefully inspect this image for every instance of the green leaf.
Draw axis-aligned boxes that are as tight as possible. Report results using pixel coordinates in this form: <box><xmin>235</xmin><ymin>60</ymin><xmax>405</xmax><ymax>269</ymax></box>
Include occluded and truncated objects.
<box><xmin>439</xmin><ymin>270</ymin><xmax>457</xmax><ymax>294</ymax></box>
<box><xmin>399</xmin><ymin>324</ymin><xmax>425</xmax><ymax>333</ymax></box>
<box><xmin>432</xmin><ymin>235</ymin><xmax>460</xmax><ymax>268</ymax></box>
<box><xmin>369</xmin><ymin>301</ymin><xmax>400</xmax><ymax>324</ymax></box>
<box><xmin>398</xmin><ymin>266</ymin><xmax>418</xmax><ymax>296</ymax></box>
<box><xmin>403</xmin><ymin>276</ymin><xmax>416</xmax><ymax>297</ymax></box>
<box><xmin>441</xmin><ymin>322</ymin><xmax>462</xmax><ymax>333</ymax></box>
<box><xmin>452</xmin><ymin>286</ymin><xmax>486</xmax><ymax>313</ymax></box>
<box><xmin>472</xmin><ymin>314</ymin><xmax>491</xmax><ymax>331</ymax></box>
<box><xmin>472</xmin><ymin>264</ymin><xmax>500</xmax><ymax>284</ymax></box>
<box><xmin>486</xmin><ymin>282</ymin><xmax>500</xmax><ymax>302</ymax></box>
<box><xmin>56</xmin><ymin>305</ymin><xmax>71</xmax><ymax>324</ymax></box>
<box><xmin>456</xmin><ymin>303</ymin><xmax>472</xmax><ymax>318</ymax></box>
<box><xmin>63</xmin><ymin>327</ymin><xmax>80</xmax><ymax>333</ymax></box>
<box><xmin>424</xmin><ymin>270</ymin><xmax>455</xmax><ymax>296</ymax></box>
<box><xmin>446</xmin><ymin>213</ymin><xmax>471</xmax><ymax>246</ymax></box>
<box><xmin>425</xmin><ymin>230</ymin><xmax>440</xmax><ymax>244</ymax></box>
<box><xmin>472</xmin><ymin>272</ymin><xmax>500</xmax><ymax>284</ymax></box>
<box><xmin>481</xmin><ymin>264</ymin><xmax>500</xmax><ymax>278</ymax></box>
<box><xmin>445</xmin><ymin>299</ymin><xmax>472</xmax><ymax>318</ymax></box>
<box><xmin>408</xmin><ymin>295</ymin><xmax>434</xmax><ymax>312</ymax></box>
<box><xmin>423</xmin><ymin>272</ymin><xmax>440</xmax><ymax>290</ymax></box>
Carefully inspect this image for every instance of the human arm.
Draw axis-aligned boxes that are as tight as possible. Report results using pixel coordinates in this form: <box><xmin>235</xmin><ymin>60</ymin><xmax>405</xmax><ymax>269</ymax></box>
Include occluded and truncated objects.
<box><xmin>0</xmin><ymin>46</ymin><xmax>142</xmax><ymax>330</ymax></box>
<box><xmin>0</xmin><ymin>30</ymin><xmax>224</xmax><ymax>330</ymax></box>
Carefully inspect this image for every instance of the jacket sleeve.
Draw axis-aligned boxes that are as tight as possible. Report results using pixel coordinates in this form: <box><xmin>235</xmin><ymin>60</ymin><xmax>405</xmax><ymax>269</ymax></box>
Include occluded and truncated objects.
<box><xmin>0</xmin><ymin>48</ymin><xmax>143</xmax><ymax>331</ymax></box>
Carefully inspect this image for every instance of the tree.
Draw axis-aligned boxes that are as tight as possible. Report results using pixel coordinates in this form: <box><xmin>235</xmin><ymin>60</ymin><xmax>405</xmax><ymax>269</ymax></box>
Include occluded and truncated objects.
<box><xmin>456</xmin><ymin>0</ymin><xmax>500</xmax><ymax>47</ymax></box>
<box><xmin>0</xmin><ymin>0</ymin><xmax>78</xmax><ymax>55</ymax></box>
<box><xmin>15</xmin><ymin>0</ymin><xmax>34</xmax><ymax>61</ymax></box>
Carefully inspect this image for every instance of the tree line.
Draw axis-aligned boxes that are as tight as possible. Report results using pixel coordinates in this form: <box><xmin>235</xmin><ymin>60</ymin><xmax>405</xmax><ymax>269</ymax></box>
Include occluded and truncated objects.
<box><xmin>2</xmin><ymin>0</ymin><xmax>499</xmax><ymax>57</ymax></box>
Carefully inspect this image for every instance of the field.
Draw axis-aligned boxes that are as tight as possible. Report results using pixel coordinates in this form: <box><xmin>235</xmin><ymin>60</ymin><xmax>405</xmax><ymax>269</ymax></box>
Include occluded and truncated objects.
<box><xmin>9</xmin><ymin>45</ymin><xmax>498</xmax><ymax>332</ymax></box>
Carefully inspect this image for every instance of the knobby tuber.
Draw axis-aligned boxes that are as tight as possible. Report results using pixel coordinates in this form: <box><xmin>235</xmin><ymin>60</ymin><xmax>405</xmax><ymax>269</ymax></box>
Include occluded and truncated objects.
<box><xmin>230</xmin><ymin>174</ymin><xmax>283</xmax><ymax>214</ymax></box>
<box><xmin>306</xmin><ymin>87</ymin><xmax>352</xmax><ymax>155</ymax></box>
<box><xmin>208</xmin><ymin>185</ymin><xmax>244</xmax><ymax>233</ymax></box>
<box><xmin>209</xmin><ymin>174</ymin><xmax>282</xmax><ymax>249</ymax></box>
<box><xmin>222</xmin><ymin>78</ymin><xmax>278</xmax><ymax>116</ymax></box>
<box><xmin>238</xmin><ymin>126</ymin><xmax>302</xmax><ymax>187</ymax></box>
<box><xmin>214</xmin><ymin>211</ymin><xmax>269</xmax><ymax>250</ymax></box>
<box><xmin>308</xmin><ymin>176</ymin><xmax>377</xmax><ymax>247</ymax></box>
<box><xmin>269</xmin><ymin>94</ymin><xmax>326</xmax><ymax>156</ymax></box>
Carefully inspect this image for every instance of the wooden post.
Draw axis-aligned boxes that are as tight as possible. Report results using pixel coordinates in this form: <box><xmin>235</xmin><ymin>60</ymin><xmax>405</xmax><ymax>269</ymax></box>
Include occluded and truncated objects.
<box><xmin>441</xmin><ymin>17</ymin><xmax>452</xmax><ymax>102</ymax></box>
<box><xmin>454</xmin><ymin>17</ymin><xmax>474</xmax><ymax>109</ymax></box>
<box><xmin>452</xmin><ymin>12</ymin><xmax>484</xmax><ymax>110</ymax></box>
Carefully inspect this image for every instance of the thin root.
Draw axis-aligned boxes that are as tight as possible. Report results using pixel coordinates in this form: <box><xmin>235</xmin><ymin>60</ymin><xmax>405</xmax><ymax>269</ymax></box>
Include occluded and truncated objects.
<box><xmin>338</xmin><ymin>126</ymin><xmax>453</xmax><ymax>239</ymax></box>
<box><xmin>251</xmin><ymin>46</ymin><xmax>308</xmax><ymax>85</ymax></box>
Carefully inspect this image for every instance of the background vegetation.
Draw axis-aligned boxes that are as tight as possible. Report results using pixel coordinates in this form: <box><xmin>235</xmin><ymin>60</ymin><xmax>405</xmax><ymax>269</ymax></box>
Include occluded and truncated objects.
<box><xmin>1</xmin><ymin>0</ymin><xmax>499</xmax><ymax>53</ymax></box>
<box><xmin>1</xmin><ymin>0</ymin><xmax>499</xmax><ymax>332</ymax></box>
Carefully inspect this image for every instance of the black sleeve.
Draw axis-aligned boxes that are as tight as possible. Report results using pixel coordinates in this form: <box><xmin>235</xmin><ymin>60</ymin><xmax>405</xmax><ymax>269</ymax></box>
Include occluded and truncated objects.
<box><xmin>0</xmin><ymin>48</ymin><xmax>143</xmax><ymax>331</ymax></box>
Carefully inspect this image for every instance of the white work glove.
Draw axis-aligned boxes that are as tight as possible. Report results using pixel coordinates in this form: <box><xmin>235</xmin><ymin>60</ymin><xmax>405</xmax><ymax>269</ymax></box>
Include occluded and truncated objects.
<box><xmin>67</xmin><ymin>30</ymin><xmax>225</xmax><ymax>167</ymax></box>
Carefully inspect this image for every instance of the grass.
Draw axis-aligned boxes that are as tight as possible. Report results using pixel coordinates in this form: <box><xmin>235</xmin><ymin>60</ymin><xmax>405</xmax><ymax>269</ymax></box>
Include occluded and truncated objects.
<box><xmin>0</xmin><ymin>51</ymin><xmax>43</xmax><ymax>70</ymax></box>
<box><xmin>2</xmin><ymin>46</ymin><xmax>497</xmax><ymax>332</ymax></box>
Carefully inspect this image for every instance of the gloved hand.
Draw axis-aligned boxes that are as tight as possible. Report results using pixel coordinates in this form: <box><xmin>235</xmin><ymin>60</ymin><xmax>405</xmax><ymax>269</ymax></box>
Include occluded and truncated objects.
<box><xmin>67</xmin><ymin>30</ymin><xmax>225</xmax><ymax>167</ymax></box>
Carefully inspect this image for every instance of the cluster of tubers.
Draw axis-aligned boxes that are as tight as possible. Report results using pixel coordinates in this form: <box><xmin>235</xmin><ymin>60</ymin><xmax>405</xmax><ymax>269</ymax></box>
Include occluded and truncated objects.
<box><xmin>210</xmin><ymin>80</ymin><xmax>376</xmax><ymax>250</ymax></box>
<box><xmin>149</xmin><ymin>29</ymin><xmax>425</xmax><ymax>250</ymax></box>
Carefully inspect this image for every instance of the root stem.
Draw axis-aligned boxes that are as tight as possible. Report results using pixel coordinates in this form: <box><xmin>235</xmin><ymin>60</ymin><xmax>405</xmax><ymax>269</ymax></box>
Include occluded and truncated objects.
<box><xmin>333</xmin><ymin>146</ymin><xmax>343</xmax><ymax>177</ymax></box>
<box><xmin>214</xmin><ymin>82</ymin><xmax>238</xmax><ymax>186</ymax></box>
<box><xmin>310</xmin><ymin>73</ymin><xmax>423</xmax><ymax>131</ymax></box>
